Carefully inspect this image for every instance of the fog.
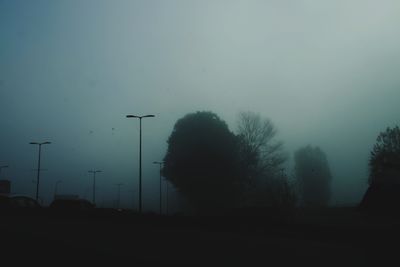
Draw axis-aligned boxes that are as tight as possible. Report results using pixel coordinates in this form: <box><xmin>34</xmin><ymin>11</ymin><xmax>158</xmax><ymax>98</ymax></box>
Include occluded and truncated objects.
<box><xmin>1</xmin><ymin>0</ymin><xmax>400</xmax><ymax>209</ymax></box>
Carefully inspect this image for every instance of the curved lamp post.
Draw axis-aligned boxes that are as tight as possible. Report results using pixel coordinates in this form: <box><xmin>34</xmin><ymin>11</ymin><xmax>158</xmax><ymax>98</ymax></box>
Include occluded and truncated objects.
<box><xmin>126</xmin><ymin>114</ymin><xmax>155</xmax><ymax>213</ymax></box>
<box><xmin>30</xmin><ymin>141</ymin><xmax>51</xmax><ymax>201</ymax></box>
<box><xmin>88</xmin><ymin>170</ymin><xmax>101</xmax><ymax>205</ymax></box>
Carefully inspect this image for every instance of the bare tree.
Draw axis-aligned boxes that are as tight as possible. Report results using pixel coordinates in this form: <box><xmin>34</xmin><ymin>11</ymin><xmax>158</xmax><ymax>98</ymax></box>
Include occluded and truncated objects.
<box><xmin>237</xmin><ymin>111</ymin><xmax>286</xmax><ymax>181</ymax></box>
<box><xmin>237</xmin><ymin>111</ymin><xmax>288</xmax><ymax>206</ymax></box>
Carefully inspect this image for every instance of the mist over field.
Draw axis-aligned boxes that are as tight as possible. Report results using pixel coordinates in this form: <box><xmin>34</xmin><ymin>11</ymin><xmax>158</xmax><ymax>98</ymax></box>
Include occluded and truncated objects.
<box><xmin>1</xmin><ymin>0</ymin><xmax>400</xmax><ymax>209</ymax></box>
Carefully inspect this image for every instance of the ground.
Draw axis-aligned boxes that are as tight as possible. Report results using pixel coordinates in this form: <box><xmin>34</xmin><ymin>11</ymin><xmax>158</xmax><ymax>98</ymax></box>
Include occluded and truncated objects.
<box><xmin>1</xmin><ymin>208</ymin><xmax>399</xmax><ymax>266</ymax></box>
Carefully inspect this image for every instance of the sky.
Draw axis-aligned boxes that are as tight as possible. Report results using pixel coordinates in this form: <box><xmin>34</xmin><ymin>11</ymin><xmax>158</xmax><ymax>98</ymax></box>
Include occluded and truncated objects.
<box><xmin>1</xmin><ymin>0</ymin><xmax>400</xmax><ymax>209</ymax></box>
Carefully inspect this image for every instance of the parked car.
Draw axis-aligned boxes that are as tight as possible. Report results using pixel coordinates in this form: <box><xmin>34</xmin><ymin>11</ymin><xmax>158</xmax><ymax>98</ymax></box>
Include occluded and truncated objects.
<box><xmin>9</xmin><ymin>196</ymin><xmax>41</xmax><ymax>208</ymax></box>
<box><xmin>0</xmin><ymin>195</ymin><xmax>41</xmax><ymax>209</ymax></box>
<box><xmin>49</xmin><ymin>199</ymin><xmax>95</xmax><ymax>211</ymax></box>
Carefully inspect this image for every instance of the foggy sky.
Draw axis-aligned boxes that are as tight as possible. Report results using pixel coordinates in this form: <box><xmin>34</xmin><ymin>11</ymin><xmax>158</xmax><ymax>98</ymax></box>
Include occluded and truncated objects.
<box><xmin>1</xmin><ymin>0</ymin><xmax>400</xmax><ymax>209</ymax></box>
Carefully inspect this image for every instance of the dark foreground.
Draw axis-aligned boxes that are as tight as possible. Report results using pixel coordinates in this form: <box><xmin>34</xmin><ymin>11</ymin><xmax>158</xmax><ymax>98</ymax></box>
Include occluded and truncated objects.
<box><xmin>1</xmin><ymin>208</ymin><xmax>399</xmax><ymax>266</ymax></box>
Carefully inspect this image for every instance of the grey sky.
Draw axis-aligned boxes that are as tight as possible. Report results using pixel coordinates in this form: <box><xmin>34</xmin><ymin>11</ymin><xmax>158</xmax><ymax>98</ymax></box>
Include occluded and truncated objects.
<box><xmin>1</xmin><ymin>0</ymin><xmax>400</xmax><ymax>208</ymax></box>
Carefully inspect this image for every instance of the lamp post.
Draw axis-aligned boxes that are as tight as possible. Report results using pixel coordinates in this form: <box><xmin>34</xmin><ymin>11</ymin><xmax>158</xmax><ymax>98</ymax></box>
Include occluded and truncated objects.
<box><xmin>54</xmin><ymin>180</ymin><xmax>62</xmax><ymax>199</ymax></box>
<box><xmin>88</xmin><ymin>170</ymin><xmax>101</xmax><ymax>205</ymax></box>
<box><xmin>126</xmin><ymin>114</ymin><xmax>155</xmax><ymax>213</ymax></box>
<box><xmin>153</xmin><ymin>161</ymin><xmax>164</xmax><ymax>214</ymax></box>
<box><xmin>116</xmin><ymin>183</ymin><xmax>124</xmax><ymax>209</ymax></box>
<box><xmin>30</xmin><ymin>141</ymin><xmax>51</xmax><ymax>201</ymax></box>
<box><xmin>0</xmin><ymin>165</ymin><xmax>8</xmax><ymax>178</ymax></box>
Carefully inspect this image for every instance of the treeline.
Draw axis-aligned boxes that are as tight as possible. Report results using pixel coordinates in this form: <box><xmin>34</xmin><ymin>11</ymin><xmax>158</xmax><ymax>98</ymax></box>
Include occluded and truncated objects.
<box><xmin>162</xmin><ymin>111</ymin><xmax>333</xmax><ymax>214</ymax></box>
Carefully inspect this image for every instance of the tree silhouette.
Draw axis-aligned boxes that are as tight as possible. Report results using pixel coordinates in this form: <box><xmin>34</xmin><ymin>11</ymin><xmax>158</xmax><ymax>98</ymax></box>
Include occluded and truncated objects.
<box><xmin>294</xmin><ymin>145</ymin><xmax>332</xmax><ymax>207</ymax></box>
<box><xmin>369</xmin><ymin>126</ymin><xmax>400</xmax><ymax>185</ymax></box>
<box><xmin>236</xmin><ymin>111</ymin><xmax>288</xmax><ymax>207</ymax></box>
<box><xmin>360</xmin><ymin>126</ymin><xmax>400</xmax><ymax>213</ymax></box>
<box><xmin>163</xmin><ymin>111</ymin><xmax>242</xmax><ymax>214</ymax></box>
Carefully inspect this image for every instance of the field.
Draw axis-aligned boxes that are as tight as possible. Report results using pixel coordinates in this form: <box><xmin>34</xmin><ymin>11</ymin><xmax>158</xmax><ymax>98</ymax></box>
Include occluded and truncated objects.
<box><xmin>1</xmin><ymin>208</ymin><xmax>399</xmax><ymax>266</ymax></box>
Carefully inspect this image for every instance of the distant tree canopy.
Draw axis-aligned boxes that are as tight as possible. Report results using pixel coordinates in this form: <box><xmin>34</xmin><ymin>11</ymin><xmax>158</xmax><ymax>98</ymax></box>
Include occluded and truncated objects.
<box><xmin>369</xmin><ymin>126</ymin><xmax>400</xmax><ymax>185</ymax></box>
<box><xmin>294</xmin><ymin>145</ymin><xmax>332</xmax><ymax>207</ymax></box>
<box><xmin>163</xmin><ymin>111</ymin><xmax>242</xmax><ymax>213</ymax></box>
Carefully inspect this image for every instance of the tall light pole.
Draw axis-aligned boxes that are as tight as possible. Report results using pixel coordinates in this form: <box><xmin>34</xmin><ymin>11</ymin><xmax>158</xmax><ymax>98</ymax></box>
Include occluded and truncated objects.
<box><xmin>30</xmin><ymin>141</ymin><xmax>51</xmax><ymax>201</ymax></box>
<box><xmin>88</xmin><ymin>170</ymin><xmax>101</xmax><ymax>205</ymax></box>
<box><xmin>153</xmin><ymin>161</ymin><xmax>164</xmax><ymax>214</ymax></box>
<box><xmin>0</xmin><ymin>165</ymin><xmax>9</xmax><ymax>178</ymax></box>
<box><xmin>116</xmin><ymin>183</ymin><xmax>124</xmax><ymax>209</ymax></box>
<box><xmin>126</xmin><ymin>114</ymin><xmax>155</xmax><ymax>213</ymax></box>
<box><xmin>54</xmin><ymin>180</ymin><xmax>62</xmax><ymax>199</ymax></box>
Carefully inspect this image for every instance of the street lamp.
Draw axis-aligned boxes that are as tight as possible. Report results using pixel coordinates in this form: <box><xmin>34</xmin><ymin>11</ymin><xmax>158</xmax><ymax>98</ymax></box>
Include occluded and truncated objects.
<box><xmin>126</xmin><ymin>114</ymin><xmax>155</xmax><ymax>213</ymax></box>
<box><xmin>0</xmin><ymin>165</ymin><xmax>9</xmax><ymax>178</ymax></box>
<box><xmin>30</xmin><ymin>141</ymin><xmax>51</xmax><ymax>201</ymax></box>
<box><xmin>88</xmin><ymin>170</ymin><xmax>101</xmax><ymax>205</ymax></box>
<box><xmin>54</xmin><ymin>180</ymin><xmax>62</xmax><ymax>199</ymax></box>
<box><xmin>153</xmin><ymin>161</ymin><xmax>164</xmax><ymax>214</ymax></box>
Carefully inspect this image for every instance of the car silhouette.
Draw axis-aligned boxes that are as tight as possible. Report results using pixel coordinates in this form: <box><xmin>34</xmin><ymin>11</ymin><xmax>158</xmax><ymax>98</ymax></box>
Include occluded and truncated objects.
<box><xmin>0</xmin><ymin>195</ymin><xmax>41</xmax><ymax>209</ymax></box>
<box><xmin>49</xmin><ymin>198</ymin><xmax>95</xmax><ymax>211</ymax></box>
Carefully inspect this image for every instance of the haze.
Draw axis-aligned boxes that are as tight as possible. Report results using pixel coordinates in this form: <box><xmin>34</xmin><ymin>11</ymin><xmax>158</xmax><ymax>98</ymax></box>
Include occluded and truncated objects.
<box><xmin>1</xmin><ymin>0</ymin><xmax>400</xmax><ymax>209</ymax></box>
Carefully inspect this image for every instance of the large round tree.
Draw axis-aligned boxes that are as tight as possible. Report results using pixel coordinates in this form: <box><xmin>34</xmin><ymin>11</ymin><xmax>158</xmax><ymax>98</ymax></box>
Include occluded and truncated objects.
<box><xmin>163</xmin><ymin>111</ymin><xmax>242</xmax><ymax>214</ymax></box>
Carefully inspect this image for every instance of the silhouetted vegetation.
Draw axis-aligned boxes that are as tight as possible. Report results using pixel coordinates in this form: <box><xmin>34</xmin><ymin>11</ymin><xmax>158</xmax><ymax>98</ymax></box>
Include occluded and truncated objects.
<box><xmin>360</xmin><ymin>126</ymin><xmax>400</xmax><ymax>214</ymax></box>
<box><xmin>163</xmin><ymin>111</ymin><xmax>243</xmax><ymax>214</ymax></box>
<box><xmin>368</xmin><ymin>126</ymin><xmax>400</xmax><ymax>185</ymax></box>
<box><xmin>236</xmin><ymin>111</ymin><xmax>295</xmax><ymax>209</ymax></box>
<box><xmin>163</xmin><ymin>111</ymin><xmax>296</xmax><ymax>214</ymax></box>
<box><xmin>294</xmin><ymin>145</ymin><xmax>332</xmax><ymax>207</ymax></box>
